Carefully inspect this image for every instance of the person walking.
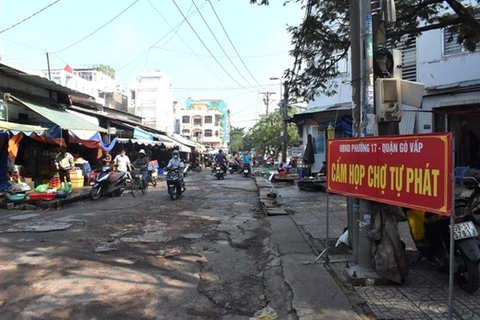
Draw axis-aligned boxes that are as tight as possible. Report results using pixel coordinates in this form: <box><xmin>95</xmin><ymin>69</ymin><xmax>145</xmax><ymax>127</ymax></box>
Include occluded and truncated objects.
<box><xmin>55</xmin><ymin>148</ymin><xmax>75</xmax><ymax>184</ymax></box>
<box><xmin>114</xmin><ymin>150</ymin><xmax>132</xmax><ymax>172</ymax></box>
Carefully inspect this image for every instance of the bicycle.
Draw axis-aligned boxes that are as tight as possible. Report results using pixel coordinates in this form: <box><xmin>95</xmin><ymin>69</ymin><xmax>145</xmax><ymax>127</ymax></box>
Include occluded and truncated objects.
<box><xmin>130</xmin><ymin>166</ymin><xmax>148</xmax><ymax>197</ymax></box>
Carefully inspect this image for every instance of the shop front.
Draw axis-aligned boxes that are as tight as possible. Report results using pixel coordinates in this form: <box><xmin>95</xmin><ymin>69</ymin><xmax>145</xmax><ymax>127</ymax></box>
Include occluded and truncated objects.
<box><xmin>5</xmin><ymin>95</ymin><xmax>109</xmax><ymax>191</ymax></box>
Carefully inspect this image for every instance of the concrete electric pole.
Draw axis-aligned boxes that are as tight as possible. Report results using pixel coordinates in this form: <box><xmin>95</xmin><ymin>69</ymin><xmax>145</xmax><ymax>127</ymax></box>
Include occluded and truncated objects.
<box><xmin>281</xmin><ymin>81</ymin><xmax>289</xmax><ymax>163</ymax></box>
<box><xmin>349</xmin><ymin>0</ymin><xmax>361</xmax><ymax>265</ymax></box>
<box><xmin>260</xmin><ymin>91</ymin><xmax>276</xmax><ymax>115</ymax></box>
<box><xmin>347</xmin><ymin>0</ymin><xmax>380</xmax><ymax>280</ymax></box>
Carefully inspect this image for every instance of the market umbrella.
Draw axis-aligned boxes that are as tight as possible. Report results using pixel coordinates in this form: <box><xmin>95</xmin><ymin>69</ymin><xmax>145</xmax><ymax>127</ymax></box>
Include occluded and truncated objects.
<box><xmin>303</xmin><ymin>134</ymin><xmax>315</xmax><ymax>176</ymax></box>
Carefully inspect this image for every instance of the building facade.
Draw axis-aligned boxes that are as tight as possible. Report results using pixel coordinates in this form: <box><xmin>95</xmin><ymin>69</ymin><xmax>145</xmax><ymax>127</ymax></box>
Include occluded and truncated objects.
<box><xmin>294</xmin><ymin>26</ymin><xmax>480</xmax><ymax>171</ymax></box>
<box><xmin>42</xmin><ymin>64</ymin><xmax>122</xmax><ymax>107</ymax></box>
<box><xmin>128</xmin><ymin>71</ymin><xmax>174</xmax><ymax>133</ymax></box>
<box><xmin>182</xmin><ymin>99</ymin><xmax>229</xmax><ymax>149</ymax></box>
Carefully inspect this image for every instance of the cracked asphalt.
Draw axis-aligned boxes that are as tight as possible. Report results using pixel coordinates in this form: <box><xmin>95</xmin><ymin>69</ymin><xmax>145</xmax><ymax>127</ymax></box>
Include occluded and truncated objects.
<box><xmin>0</xmin><ymin>170</ymin><xmax>290</xmax><ymax>320</ymax></box>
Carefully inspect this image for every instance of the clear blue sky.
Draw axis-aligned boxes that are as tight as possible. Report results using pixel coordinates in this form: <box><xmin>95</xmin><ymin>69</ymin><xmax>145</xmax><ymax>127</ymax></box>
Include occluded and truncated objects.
<box><xmin>0</xmin><ymin>0</ymin><xmax>304</xmax><ymax>129</ymax></box>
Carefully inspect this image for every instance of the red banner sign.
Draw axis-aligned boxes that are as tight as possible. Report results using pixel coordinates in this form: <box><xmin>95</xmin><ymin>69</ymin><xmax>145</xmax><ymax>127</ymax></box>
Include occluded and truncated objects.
<box><xmin>327</xmin><ymin>133</ymin><xmax>453</xmax><ymax>215</ymax></box>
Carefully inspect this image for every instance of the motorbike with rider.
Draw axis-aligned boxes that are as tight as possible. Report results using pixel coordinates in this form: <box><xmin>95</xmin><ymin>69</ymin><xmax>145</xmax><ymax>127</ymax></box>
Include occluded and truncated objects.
<box><xmin>165</xmin><ymin>150</ymin><xmax>186</xmax><ymax>199</ymax></box>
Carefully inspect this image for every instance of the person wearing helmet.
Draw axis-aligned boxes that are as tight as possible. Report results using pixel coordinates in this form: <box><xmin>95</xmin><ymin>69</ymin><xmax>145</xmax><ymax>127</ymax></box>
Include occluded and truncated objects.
<box><xmin>167</xmin><ymin>149</ymin><xmax>186</xmax><ymax>191</ymax></box>
<box><xmin>214</xmin><ymin>149</ymin><xmax>227</xmax><ymax>173</ymax></box>
<box><xmin>133</xmin><ymin>149</ymin><xmax>149</xmax><ymax>189</ymax></box>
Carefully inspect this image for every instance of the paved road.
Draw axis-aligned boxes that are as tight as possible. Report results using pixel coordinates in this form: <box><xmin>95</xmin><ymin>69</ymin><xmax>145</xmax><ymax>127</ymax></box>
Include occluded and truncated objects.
<box><xmin>0</xmin><ymin>171</ymin><xmax>272</xmax><ymax>319</ymax></box>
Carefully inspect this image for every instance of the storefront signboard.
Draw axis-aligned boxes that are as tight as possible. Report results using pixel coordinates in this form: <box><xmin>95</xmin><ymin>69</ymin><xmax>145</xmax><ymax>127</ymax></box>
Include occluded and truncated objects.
<box><xmin>133</xmin><ymin>127</ymin><xmax>154</xmax><ymax>141</ymax></box>
<box><xmin>327</xmin><ymin>133</ymin><xmax>453</xmax><ymax>216</ymax></box>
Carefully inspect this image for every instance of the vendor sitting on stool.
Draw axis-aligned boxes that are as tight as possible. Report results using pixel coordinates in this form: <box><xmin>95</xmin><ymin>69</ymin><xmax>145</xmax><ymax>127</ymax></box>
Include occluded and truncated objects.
<box><xmin>277</xmin><ymin>160</ymin><xmax>290</xmax><ymax>174</ymax></box>
<box><xmin>55</xmin><ymin>148</ymin><xmax>74</xmax><ymax>184</ymax></box>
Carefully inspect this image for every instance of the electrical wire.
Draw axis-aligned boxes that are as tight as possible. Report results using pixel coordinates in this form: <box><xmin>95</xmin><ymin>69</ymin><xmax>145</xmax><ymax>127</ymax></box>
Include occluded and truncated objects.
<box><xmin>207</xmin><ymin>0</ymin><xmax>267</xmax><ymax>90</ymax></box>
<box><xmin>152</xmin><ymin>47</ymin><xmax>287</xmax><ymax>59</ymax></box>
<box><xmin>0</xmin><ymin>36</ymin><xmax>44</xmax><ymax>51</ymax></box>
<box><xmin>190</xmin><ymin>0</ymin><xmax>256</xmax><ymax>89</ymax></box>
<box><xmin>0</xmin><ymin>0</ymin><xmax>61</xmax><ymax>34</ymax></box>
<box><xmin>52</xmin><ymin>0</ymin><xmax>140</xmax><ymax>54</ymax></box>
<box><xmin>170</xmin><ymin>0</ymin><xmax>257</xmax><ymax>92</ymax></box>
<box><xmin>147</xmin><ymin>0</ymin><xmax>250</xmax><ymax>101</ymax></box>
<box><xmin>162</xmin><ymin>3</ymin><xmax>195</xmax><ymax>47</ymax></box>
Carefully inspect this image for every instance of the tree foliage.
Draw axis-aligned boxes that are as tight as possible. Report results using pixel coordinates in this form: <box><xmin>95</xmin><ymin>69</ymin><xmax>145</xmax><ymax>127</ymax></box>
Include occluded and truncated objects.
<box><xmin>229</xmin><ymin>126</ymin><xmax>245</xmax><ymax>154</ymax></box>
<box><xmin>250</xmin><ymin>0</ymin><xmax>480</xmax><ymax>101</ymax></box>
<box><xmin>248</xmin><ymin>110</ymin><xmax>299</xmax><ymax>159</ymax></box>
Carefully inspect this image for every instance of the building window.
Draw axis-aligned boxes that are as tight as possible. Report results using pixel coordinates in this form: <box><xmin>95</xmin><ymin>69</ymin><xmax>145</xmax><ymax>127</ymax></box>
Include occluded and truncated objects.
<box><xmin>400</xmin><ymin>40</ymin><xmax>417</xmax><ymax>81</ymax></box>
<box><xmin>182</xmin><ymin>129</ymin><xmax>190</xmax><ymax>136</ymax></box>
<box><xmin>204</xmin><ymin>129</ymin><xmax>213</xmax><ymax>137</ymax></box>
<box><xmin>443</xmin><ymin>28</ymin><xmax>480</xmax><ymax>56</ymax></box>
<box><xmin>443</xmin><ymin>29</ymin><xmax>463</xmax><ymax>56</ymax></box>
<box><xmin>215</xmin><ymin>130</ymin><xmax>219</xmax><ymax>137</ymax></box>
<box><xmin>193</xmin><ymin>117</ymin><xmax>202</xmax><ymax>126</ymax></box>
<box><xmin>182</xmin><ymin>116</ymin><xmax>190</xmax><ymax>124</ymax></box>
<box><xmin>215</xmin><ymin>115</ymin><xmax>221</xmax><ymax>126</ymax></box>
<box><xmin>193</xmin><ymin>130</ymin><xmax>202</xmax><ymax>137</ymax></box>
<box><xmin>205</xmin><ymin>115</ymin><xmax>213</xmax><ymax>124</ymax></box>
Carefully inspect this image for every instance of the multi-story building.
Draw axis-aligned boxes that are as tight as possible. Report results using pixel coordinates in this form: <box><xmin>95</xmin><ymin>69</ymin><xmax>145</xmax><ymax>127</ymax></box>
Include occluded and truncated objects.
<box><xmin>128</xmin><ymin>70</ymin><xmax>174</xmax><ymax>133</ymax></box>
<box><xmin>293</xmin><ymin>25</ymin><xmax>480</xmax><ymax>171</ymax></box>
<box><xmin>178</xmin><ymin>99</ymin><xmax>229</xmax><ymax>149</ymax></box>
<box><xmin>42</xmin><ymin>64</ymin><xmax>127</xmax><ymax>111</ymax></box>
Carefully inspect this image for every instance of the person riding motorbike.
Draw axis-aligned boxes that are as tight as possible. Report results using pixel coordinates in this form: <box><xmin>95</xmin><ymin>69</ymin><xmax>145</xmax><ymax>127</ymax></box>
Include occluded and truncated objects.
<box><xmin>167</xmin><ymin>150</ymin><xmax>186</xmax><ymax>191</ymax></box>
<box><xmin>242</xmin><ymin>151</ymin><xmax>251</xmax><ymax>173</ymax></box>
<box><xmin>214</xmin><ymin>149</ymin><xmax>227</xmax><ymax>173</ymax></box>
<box><xmin>133</xmin><ymin>149</ymin><xmax>149</xmax><ymax>189</ymax></box>
<box><xmin>228</xmin><ymin>154</ymin><xmax>240</xmax><ymax>172</ymax></box>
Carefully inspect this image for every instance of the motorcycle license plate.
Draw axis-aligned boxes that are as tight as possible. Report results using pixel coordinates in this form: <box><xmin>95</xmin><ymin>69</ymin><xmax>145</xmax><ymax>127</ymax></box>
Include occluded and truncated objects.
<box><xmin>453</xmin><ymin>221</ymin><xmax>478</xmax><ymax>240</ymax></box>
<box><xmin>216</xmin><ymin>168</ymin><xmax>221</xmax><ymax>171</ymax></box>
<box><xmin>459</xmin><ymin>189</ymin><xmax>475</xmax><ymax>198</ymax></box>
<box><xmin>244</xmin><ymin>170</ymin><xmax>249</xmax><ymax>173</ymax></box>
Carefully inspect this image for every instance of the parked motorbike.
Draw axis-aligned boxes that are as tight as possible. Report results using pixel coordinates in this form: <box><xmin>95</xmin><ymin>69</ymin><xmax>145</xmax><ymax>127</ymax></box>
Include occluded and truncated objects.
<box><xmin>90</xmin><ymin>166</ymin><xmax>128</xmax><ymax>200</ymax></box>
<box><xmin>148</xmin><ymin>169</ymin><xmax>157</xmax><ymax>187</ymax></box>
<box><xmin>214</xmin><ymin>163</ymin><xmax>225</xmax><ymax>180</ymax></box>
<box><xmin>458</xmin><ymin>175</ymin><xmax>480</xmax><ymax>226</ymax></box>
<box><xmin>188</xmin><ymin>162</ymin><xmax>202</xmax><ymax>172</ymax></box>
<box><xmin>165</xmin><ymin>167</ymin><xmax>185</xmax><ymax>200</ymax></box>
<box><xmin>243</xmin><ymin>163</ymin><xmax>251</xmax><ymax>177</ymax></box>
<box><xmin>406</xmin><ymin>202</ymin><xmax>480</xmax><ymax>294</ymax></box>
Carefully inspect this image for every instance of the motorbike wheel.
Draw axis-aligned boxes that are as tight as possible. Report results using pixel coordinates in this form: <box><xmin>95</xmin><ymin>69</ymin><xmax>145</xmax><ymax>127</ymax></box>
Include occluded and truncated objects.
<box><xmin>195</xmin><ymin>167</ymin><xmax>202</xmax><ymax>172</ymax></box>
<box><xmin>469</xmin><ymin>197</ymin><xmax>480</xmax><ymax>226</ymax></box>
<box><xmin>114</xmin><ymin>188</ymin><xmax>124</xmax><ymax>197</ymax></box>
<box><xmin>455</xmin><ymin>249</ymin><xmax>480</xmax><ymax>294</ymax></box>
<box><xmin>90</xmin><ymin>187</ymin><xmax>101</xmax><ymax>200</ymax></box>
<box><xmin>170</xmin><ymin>186</ymin><xmax>177</xmax><ymax>200</ymax></box>
<box><xmin>151</xmin><ymin>177</ymin><xmax>157</xmax><ymax>187</ymax></box>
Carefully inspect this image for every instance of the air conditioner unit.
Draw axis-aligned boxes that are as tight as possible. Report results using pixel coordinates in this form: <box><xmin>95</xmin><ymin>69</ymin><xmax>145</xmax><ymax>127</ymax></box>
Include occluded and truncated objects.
<box><xmin>375</xmin><ymin>78</ymin><xmax>402</xmax><ymax>122</ymax></box>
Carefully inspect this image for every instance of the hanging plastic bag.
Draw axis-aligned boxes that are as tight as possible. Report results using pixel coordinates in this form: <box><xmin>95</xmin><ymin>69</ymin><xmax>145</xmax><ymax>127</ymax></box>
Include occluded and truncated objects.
<box><xmin>249</xmin><ymin>307</ymin><xmax>278</xmax><ymax>320</ymax></box>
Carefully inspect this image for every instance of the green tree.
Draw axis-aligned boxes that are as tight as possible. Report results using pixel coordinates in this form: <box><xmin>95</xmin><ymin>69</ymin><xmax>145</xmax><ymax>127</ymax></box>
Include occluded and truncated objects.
<box><xmin>250</xmin><ymin>0</ymin><xmax>480</xmax><ymax>101</ymax></box>
<box><xmin>229</xmin><ymin>126</ymin><xmax>245</xmax><ymax>154</ymax></box>
<box><xmin>248</xmin><ymin>110</ymin><xmax>299</xmax><ymax>159</ymax></box>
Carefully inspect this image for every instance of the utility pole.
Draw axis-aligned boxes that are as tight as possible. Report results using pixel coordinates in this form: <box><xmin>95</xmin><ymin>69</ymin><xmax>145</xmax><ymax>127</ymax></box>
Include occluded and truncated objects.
<box><xmin>281</xmin><ymin>82</ymin><xmax>289</xmax><ymax>162</ymax></box>
<box><xmin>346</xmin><ymin>0</ymin><xmax>379</xmax><ymax>280</ymax></box>
<box><xmin>349</xmin><ymin>0</ymin><xmax>361</xmax><ymax>264</ymax></box>
<box><xmin>45</xmin><ymin>52</ymin><xmax>51</xmax><ymax>80</ymax></box>
<box><xmin>260</xmin><ymin>91</ymin><xmax>276</xmax><ymax>115</ymax></box>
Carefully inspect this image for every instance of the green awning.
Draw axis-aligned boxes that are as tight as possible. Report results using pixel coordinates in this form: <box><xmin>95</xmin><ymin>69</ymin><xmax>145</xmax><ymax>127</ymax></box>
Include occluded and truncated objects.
<box><xmin>11</xmin><ymin>96</ymin><xmax>108</xmax><ymax>133</ymax></box>
<box><xmin>0</xmin><ymin>120</ymin><xmax>47</xmax><ymax>132</ymax></box>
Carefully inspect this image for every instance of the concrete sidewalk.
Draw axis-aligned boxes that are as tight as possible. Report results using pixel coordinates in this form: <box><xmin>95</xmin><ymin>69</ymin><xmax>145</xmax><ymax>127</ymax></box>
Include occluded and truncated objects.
<box><xmin>255</xmin><ymin>174</ymin><xmax>480</xmax><ymax>320</ymax></box>
<box><xmin>255</xmin><ymin>174</ymin><xmax>365</xmax><ymax>319</ymax></box>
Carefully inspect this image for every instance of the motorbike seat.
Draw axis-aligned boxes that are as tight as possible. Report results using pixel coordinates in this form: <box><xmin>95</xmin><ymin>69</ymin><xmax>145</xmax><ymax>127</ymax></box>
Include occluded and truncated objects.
<box><xmin>108</xmin><ymin>172</ymin><xmax>125</xmax><ymax>183</ymax></box>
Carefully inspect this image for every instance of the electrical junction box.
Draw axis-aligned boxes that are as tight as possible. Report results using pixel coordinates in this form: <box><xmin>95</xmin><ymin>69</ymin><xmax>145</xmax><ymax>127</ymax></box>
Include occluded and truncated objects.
<box><xmin>375</xmin><ymin>78</ymin><xmax>425</xmax><ymax>122</ymax></box>
<box><xmin>375</xmin><ymin>78</ymin><xmax>402</xmax><ymax>122</ymax></box>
